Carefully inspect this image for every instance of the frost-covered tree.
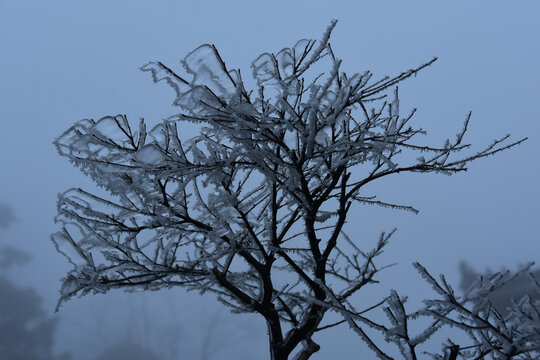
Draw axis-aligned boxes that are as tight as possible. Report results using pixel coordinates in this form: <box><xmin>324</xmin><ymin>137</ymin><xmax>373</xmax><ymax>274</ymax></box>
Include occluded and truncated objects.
<box><xmin>459</xmin><ymin>262</ymin><xmax>540</xmax><ymax>315</ymax></box>
<box><xmin>52</xmin><ymin>21</ymin><xmax>536</xmax><ymax>359</ymax></box>
<box><xmin>367</xmin><ymin>263</ymin><xmax>539</xmax><ymax>360</ymax></box>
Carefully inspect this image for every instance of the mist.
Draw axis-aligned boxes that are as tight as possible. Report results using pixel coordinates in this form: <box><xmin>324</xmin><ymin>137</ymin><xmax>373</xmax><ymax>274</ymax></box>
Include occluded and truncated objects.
<box><xmin>1</xmin><ymin>1</ymin><xmax>538</xmax><ymax>359</ymax></box>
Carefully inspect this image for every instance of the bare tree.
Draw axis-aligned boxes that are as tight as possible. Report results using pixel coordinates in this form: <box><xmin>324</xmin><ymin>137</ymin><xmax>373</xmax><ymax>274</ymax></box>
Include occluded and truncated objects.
<box><xmin>52</xmin><ymin>21</ymin><xmax>536</xmax><ymax>359</ymax></box>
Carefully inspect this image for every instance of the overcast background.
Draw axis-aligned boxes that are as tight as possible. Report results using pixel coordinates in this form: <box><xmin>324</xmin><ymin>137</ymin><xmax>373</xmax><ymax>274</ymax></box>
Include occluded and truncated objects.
<box><xmin>0</xmin><ymin>1</ymin><xmax>538</xmax><ymax>359</ymax></box>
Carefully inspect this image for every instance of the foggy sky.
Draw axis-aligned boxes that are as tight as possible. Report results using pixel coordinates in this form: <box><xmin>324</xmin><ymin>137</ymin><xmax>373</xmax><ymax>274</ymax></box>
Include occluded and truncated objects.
<box><xmin>0</xmin><ymin>1</ymin><xmax>538</xmax><ymax>359</ymax></box>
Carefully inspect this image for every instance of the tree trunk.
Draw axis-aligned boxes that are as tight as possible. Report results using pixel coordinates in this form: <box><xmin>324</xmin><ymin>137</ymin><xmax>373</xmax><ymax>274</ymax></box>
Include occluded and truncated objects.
<box><xmin>292</xmin><ymin>339</ymin><xmax>320</xmax><ymax>360</ymax></box>
<box><xmin>267</xmin><ymin>314</ymin><xmax>323</xmax><ymax>360</ymax></box>
<box><xmin>269</xmin><ymin>339</ymin><xmax>320</xmax><ymax>360</ymax></box>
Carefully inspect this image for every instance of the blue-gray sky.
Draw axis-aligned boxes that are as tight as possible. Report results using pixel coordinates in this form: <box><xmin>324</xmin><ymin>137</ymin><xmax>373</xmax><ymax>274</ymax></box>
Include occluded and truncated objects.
<box><xmin>0</xmin><ymin>1</ymin><xmax>538</xmax><ymax>359</ymax></box>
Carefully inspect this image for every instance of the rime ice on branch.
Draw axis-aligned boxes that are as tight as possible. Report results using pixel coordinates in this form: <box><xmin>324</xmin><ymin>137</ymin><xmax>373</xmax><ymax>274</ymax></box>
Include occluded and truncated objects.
<box><xmin>53</xmin><ymin>21</ymin><xmax>532</xmax><ymax>360</ymax></box>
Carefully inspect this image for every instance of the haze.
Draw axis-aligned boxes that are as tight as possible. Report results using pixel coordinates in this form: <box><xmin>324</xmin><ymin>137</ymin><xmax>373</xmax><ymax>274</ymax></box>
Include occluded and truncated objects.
<box><xmin>0</xmin><ymin>1</ymin><xmax>538</xmax><ymax>359</ymax></box>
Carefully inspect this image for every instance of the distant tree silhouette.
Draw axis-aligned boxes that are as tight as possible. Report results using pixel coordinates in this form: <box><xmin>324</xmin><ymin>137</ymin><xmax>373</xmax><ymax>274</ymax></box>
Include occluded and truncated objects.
<box><xmin>0</xmin><ymin>245</ymin><xmax>32</xmax><ymax>269</ymax></box>
<box><xmin>0</xmin><ymin>276</ymin><xmax>68</xmax><ymax>360</ymax></box>
<box><xmin>0</xmin><ymin>202</ymin><xmax>17</xmax><ymax>229</ymax></box>
<box><xmin>0</xmin><ymin>203</ymin><xmax>69</xmax><ymax>360</ymax></box>
<box><xmin>66</xmin><ymin>293</ymin><xmax>242</xmax><ymax>360</ymax></box>
<box><xmin>91</xmin><ymin>340</ymin><xmax>162</xmax><ymax>360</ymax></box>
<box><xmin>0</xmin><ymin>202</ymin><xmax>28</xmax><ymax>269</ymax></box>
